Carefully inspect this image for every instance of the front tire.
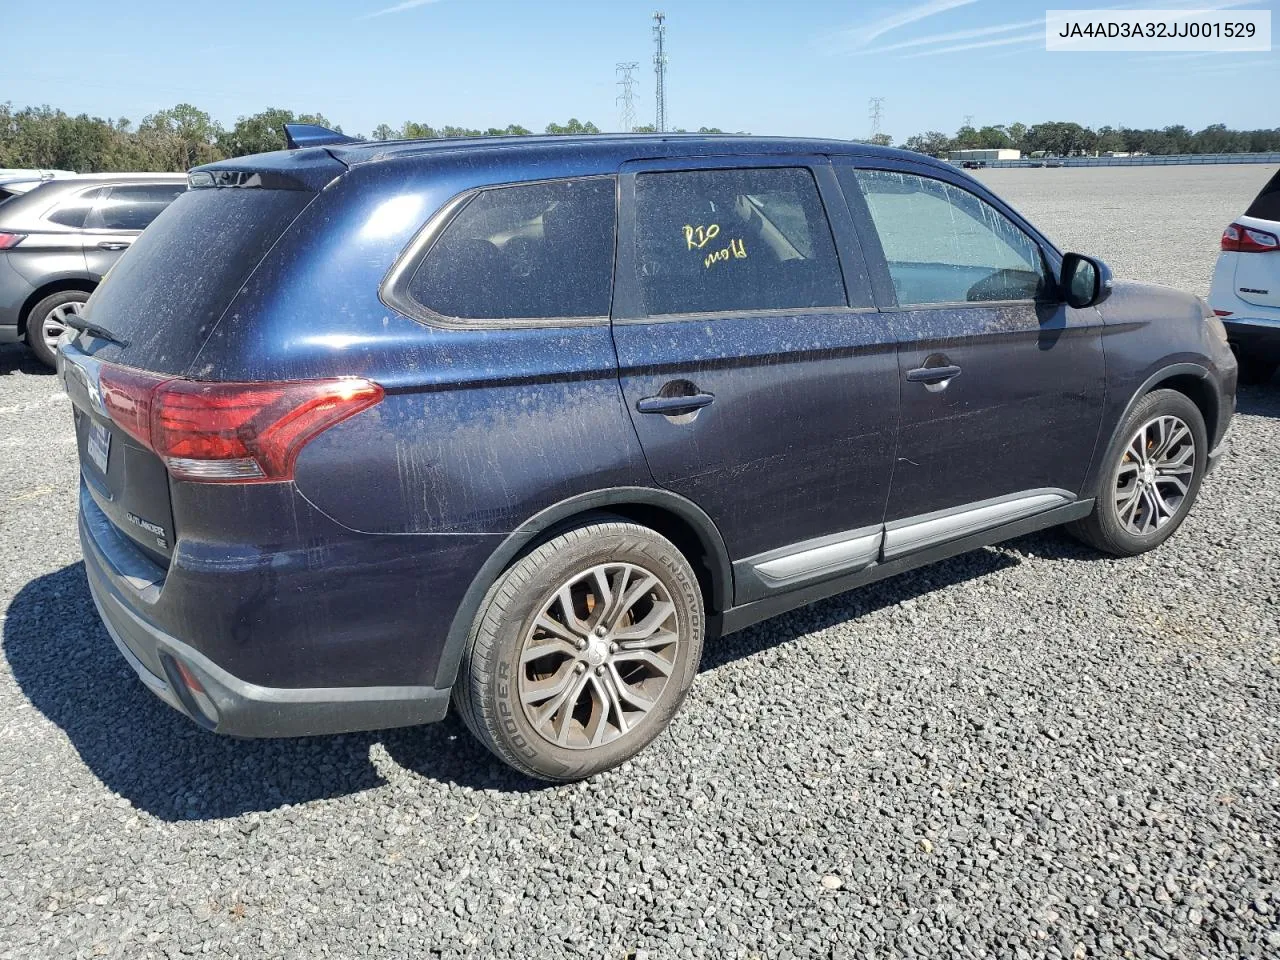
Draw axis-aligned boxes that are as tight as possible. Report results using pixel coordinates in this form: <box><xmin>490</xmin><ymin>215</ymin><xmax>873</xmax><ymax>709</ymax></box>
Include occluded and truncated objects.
<box><xmin>1067</xmin><ymin>389</ymin><xmax>1207</xmax><ymax>557</ymax></box>
<box><xmin>25</xmin><ymin>290</ymin><xmax>89</xmax><ymax>369</ymax></box>
<box><xmin>454</xmin><ymin>521</ymin><xmax>705</xmax><ymax>782</ymax></box>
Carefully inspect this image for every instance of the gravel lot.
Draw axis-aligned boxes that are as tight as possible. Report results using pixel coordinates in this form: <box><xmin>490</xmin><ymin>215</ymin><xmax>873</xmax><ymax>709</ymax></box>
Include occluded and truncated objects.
<box><xmin>2</xmin><ymin>164</ymin><xmax>1279</xmax><ymax>959</ymax></box>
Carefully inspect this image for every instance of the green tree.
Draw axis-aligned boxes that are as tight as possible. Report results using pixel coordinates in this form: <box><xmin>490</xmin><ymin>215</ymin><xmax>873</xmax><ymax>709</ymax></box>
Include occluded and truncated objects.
<box><xmin>137</xmin><ymin>103</ymin><xmax>222</xmax><ymax>170</ymax></box>
<box><xmin>217</xmin><ymin>108</ymin><xmax>337</xmax><ymax>157</ymax></box>
<box><xmin>371</xmin><ymin>123</ymin><xmax>397</xmax><ymax>141</ymax></box>
<box><xmin>868</xmin><ymin>133</ymin><xmax>893</xmax><ymax>147</ymax></box>
<box><xmin>544</xmin><ymin>118</ymin><xmax>600</xmax><ymax>135</ymax></box>
<box><xmin>902</xmin><ymin>130</ymin><xmax>951</xmax><ymax>157</ymax></box>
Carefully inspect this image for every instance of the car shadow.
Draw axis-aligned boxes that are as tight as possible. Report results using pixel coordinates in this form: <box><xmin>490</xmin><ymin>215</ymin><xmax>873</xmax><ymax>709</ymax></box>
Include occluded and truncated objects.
<box><xmin>2</xmin><ymin>563</ymin><xmax>551</xmax><ymax>821</ymax></box>
<box><xmin>1236</xmin><ymin>382</ymin><xmax>1280</xmax><ymax>417</ymax></box>
<box><xmin>0</xmin><ymin>343</ymin><xmax>51</xmax><ymax>376</ymax></box>
<box><xmin>4</xmin><ymin>540</ymin><xmax>1054</xmax><ymax>820</ymax></box>
<box><xmin>701</xmin><ymin>542</ymin><xmax>1024</xmax><ymax>673</ymax></box>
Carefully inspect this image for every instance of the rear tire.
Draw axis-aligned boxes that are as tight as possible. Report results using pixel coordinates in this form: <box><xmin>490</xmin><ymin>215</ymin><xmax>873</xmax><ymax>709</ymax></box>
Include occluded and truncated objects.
<box><xmin>25</xmin><ymin>290</ymin><xmax>89</xmax><ymax>369</ymax></box>
<box><xmin>454</xmin><ymin>521</ymin><xmax>704</xmax><ymax>782</ymax></box>
<box><xmin>1067</xmin><ymin>389</ymin><xmax>1207</xmax><ymax>557</ymax></box>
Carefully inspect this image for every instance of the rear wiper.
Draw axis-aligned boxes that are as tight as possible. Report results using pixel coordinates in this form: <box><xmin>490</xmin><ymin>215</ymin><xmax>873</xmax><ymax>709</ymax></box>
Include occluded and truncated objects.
<box><xmin>64</xmin><ymin>314</ymin><xmax>130</xmax><ymax>348</ymax></box>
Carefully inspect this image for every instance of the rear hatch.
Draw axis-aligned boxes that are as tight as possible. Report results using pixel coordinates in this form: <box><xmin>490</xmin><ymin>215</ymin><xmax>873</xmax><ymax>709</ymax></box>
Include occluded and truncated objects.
<box><xmin>62</xmin><ymin>153</ymin><xmax>342</xmax><ymax>564</ymax></box>
<box><xmin>1233</xmin><ymin>171</ymin><xmax>1280</xmax><ymax>310</ymax></box>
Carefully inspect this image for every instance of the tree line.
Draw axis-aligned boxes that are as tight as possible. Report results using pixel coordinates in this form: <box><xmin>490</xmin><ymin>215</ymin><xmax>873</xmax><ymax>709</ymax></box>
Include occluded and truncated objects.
<box><xmin>4</xmin><ymin>101</ymin><xmax>1276</xmax><ymax>173</ymax></box>
<box><xmin>897</xmin><ymin>121</ymin><xmax>1280</xmax><ymax>158</ymax></box>
<box><xmin>0</xmin><ymin>102</ymin><xmax>728</xmax><ymax>173</ymax></box>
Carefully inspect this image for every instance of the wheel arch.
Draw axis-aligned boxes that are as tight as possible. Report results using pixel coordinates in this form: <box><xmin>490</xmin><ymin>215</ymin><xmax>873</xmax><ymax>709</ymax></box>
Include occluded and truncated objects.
<box><xmin>18</xmin><ymin>278</ymin><xmax>96</xmax><ymax>336</ymax></box>
<box><xmin>433</xmin><ymin>487</ymin><xmax>732</xmax><ymax>690</ymax></box>
<box><xmin>1085</xmin><ymin>362</ymin><xmax>1219</xmax><ymax>497</ymax></box>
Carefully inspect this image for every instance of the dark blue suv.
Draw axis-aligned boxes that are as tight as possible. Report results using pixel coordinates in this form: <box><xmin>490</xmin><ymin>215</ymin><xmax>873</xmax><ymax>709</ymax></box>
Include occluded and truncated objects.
<box><xmin>60</xmin><ymin>133</ymin><xmax>1236</xmax><ymax>780</ymax></box>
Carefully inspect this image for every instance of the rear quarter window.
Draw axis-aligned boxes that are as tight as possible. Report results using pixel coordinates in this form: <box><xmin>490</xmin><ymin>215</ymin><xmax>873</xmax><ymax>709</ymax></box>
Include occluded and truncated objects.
<box><xmin>1244</xmin><ymin>169</ymin><xmax>1280</xmax><ymax>222</ymax></box>
<box><xmin>45</xmin><ymin>188</ymin><xmax>106</xmax><ymax>228</ymax></box>
<box><xmin>403</xmin><ymin>176</ymin><xmax>616</xmax><ymax>324</ymax></box>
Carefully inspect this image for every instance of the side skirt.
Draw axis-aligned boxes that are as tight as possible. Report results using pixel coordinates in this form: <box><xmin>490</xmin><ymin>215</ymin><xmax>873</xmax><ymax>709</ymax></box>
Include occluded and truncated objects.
<box><xmin>718</xmin><ymin>499</ymin><xmax>1093</xmax><ymax>637</ymax></box>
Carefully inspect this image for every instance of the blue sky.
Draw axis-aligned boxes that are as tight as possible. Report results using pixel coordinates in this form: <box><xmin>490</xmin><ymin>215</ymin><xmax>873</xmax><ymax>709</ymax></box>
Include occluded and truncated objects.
<box><xmin>3</xmin><ymin>0</ymin><xmax>1276</xmax><ymax>140</ymax></box>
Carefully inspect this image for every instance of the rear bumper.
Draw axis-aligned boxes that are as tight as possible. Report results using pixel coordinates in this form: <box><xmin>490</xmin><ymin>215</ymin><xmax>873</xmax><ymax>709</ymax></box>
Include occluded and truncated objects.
<box><xmin>80</xmin><ymin>490</ymin><xmax>452</xmax><ymax>738</ymax></box>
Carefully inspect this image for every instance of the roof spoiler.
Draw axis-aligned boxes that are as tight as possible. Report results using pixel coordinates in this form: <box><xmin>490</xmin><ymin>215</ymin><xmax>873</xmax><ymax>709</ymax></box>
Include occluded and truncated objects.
<box><xmin>283</xmin><ymin>123</ymin><xmax>360</xmax><ymax>150</ymax></box>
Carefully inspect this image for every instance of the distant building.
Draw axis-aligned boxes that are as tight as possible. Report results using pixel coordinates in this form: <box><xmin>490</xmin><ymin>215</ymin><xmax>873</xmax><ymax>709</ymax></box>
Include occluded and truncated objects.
<box><xmin>949</xmin><ymin>148</ymin><xmax>1022</xmax><ymax>162</ymax></box>
<box><xmin>1101</xmin><ymin>151</ymin><xmax>1131</xmax><ymax>158</ymax></box>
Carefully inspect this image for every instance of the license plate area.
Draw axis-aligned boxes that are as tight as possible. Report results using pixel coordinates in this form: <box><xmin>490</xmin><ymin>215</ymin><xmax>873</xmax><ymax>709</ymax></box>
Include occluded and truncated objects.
<box><xmin>87</xmin><ymin>419</ymin><xmax>112</xmax><ymax>474</ymax></box>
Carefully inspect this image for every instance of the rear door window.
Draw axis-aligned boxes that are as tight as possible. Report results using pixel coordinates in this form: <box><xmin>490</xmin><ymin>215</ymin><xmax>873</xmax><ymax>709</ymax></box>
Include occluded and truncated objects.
<box><xmin>847</xmin><ymin>169</ymin><xmax>1049</xmax><ymax>306</ymax></box>
<box><xmin>633</xmin><ymin>166</ymin><xmax>846</xmax><ymax>316</ymax></box>
<box><xmin>86</xmin><ymin>183</ymin><xmax>186</xmax><ymax>231</ymax></box>
<box><xmin>406</xmin><ymin>177</ymin><xmax>616</xmax><ymax>322</ymax></box>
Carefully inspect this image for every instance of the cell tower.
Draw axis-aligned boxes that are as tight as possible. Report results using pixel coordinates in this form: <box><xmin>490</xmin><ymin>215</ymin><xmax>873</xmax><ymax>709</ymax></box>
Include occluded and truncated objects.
<box><xmin>652</xmin><ymin>11</ymin><xmax>668</xmax><ymax>133</ymax></box>
<box><xmin>616</xmin><ymin>62</ymin><xmax>639</xmax><ymax>133</ymax></box>
<box><xmin>868</xmin><ymin>97</ymin><xmax>885</xmax><ymax>140</ymax></box>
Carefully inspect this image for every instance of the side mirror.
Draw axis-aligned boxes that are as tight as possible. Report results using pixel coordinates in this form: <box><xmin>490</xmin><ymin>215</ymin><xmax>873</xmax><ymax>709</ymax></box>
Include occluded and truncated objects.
<box><xmin>1060</xmin><ymin>252</ymin><xmax>1112</xmax><ymax>308</ymax></box>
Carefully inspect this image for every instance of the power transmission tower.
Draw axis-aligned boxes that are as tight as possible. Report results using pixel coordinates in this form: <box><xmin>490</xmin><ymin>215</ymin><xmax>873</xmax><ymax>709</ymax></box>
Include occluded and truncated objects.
<box><xmin>616</xmin><ymin>62</ymin><xmax>639</xmax><ymax>132</ymax></box>
<box><xmin>652</xmin><ymin>11</ymin><xmax>668</xmax><ymax>133</ymax></box>
<box><xmin>868</xmin><ymin>97</ymin><xmax>885</xmax><ymax>141</ymax></box>
<box><xmin>963</xmin><ymin>114</ymin><xmax>975</xmax><ymax>129</ymax></box>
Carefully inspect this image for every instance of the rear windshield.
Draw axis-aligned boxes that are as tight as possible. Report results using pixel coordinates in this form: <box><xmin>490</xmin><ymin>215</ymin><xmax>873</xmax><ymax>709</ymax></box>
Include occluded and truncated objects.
<box><xmin>1244</xmin><ymin>170</ymin><xmax>1280</xmax><ymax>222</ymax></box>
<box><xmin>83</xmin><ymin>187</ymin><xmax>312</xmax><ymax>374</ymax></box>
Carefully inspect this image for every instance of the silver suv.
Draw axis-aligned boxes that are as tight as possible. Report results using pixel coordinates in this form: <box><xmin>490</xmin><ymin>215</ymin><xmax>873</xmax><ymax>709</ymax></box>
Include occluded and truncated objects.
<box><xmin>0</xmin><ymin>173</ymin><xmax>187</xmax><ymax>367</ymax></box>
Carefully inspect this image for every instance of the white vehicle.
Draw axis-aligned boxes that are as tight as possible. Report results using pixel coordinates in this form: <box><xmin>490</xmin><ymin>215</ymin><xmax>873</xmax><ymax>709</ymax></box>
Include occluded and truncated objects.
<box><xmin>0</xmin><ymin>169</ymin><xmax>76</xmax><ymax>204</ymax></box>
<box><xmin>1210</xmin><ymin>168</ymin><xmax>1280</xmax><ymax>384</ymax></box>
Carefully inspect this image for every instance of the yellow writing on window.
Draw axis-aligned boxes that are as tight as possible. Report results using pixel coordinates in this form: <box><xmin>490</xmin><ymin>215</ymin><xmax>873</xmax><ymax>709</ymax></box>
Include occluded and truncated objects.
<box><xmin>704</xmin><ymin>238</ymin><xmax>747</xmax><ymax>269</ymax></box>
<box><xmin>683</xmin><ymin>223</ymin><xmax>720</xmax><ymax>250</ymax></box>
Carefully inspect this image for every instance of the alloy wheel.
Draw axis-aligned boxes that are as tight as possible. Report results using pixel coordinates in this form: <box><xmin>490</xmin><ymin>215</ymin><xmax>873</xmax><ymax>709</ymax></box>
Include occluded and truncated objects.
<box><xmin>41</xmin><ymin>300</ymin><xmax>83</xmax><ymax>352</ymax></box>
<box><xmin>1113</xmin><ymin>414</ymin><xmax>1196</xmax><ymax>536</ymax></box>
<box><xmin>518</xmin><ymin>562</ymin><xmax>679</xmax><ymax>750</ymax></box>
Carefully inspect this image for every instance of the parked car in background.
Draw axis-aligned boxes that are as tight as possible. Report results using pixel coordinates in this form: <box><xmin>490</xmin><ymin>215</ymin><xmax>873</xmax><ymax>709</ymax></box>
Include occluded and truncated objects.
<box><xmin>1209</xmin><ymin>167</ymin><xmax>1280</xmax><ymax>383</ymax></box>
<box><xmin>61</xmin><ymin>131</ymin><xmax>1235</xmax><ymax>781</ymax></box>
<box><xmin>0</xmin><ymin>173</ymin><xmax>187</xmax><ymax>367</ymax></box>
<box><xmin>961</xmin><ymin>160</ymin><xmax>987</xmax><ymax>170</ymax></box>
<box><xmin>0</xmin><ymin>169</ymin><xmax>76</xmax><ymax>205</ymax></box>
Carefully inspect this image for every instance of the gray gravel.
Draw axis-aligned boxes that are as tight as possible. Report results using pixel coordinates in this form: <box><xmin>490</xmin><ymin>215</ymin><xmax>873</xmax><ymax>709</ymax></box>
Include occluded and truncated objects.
<box><xmin>2</xmin><ymin>164</ymin><xmax>1279</xmax><ymax>959</ymax></box>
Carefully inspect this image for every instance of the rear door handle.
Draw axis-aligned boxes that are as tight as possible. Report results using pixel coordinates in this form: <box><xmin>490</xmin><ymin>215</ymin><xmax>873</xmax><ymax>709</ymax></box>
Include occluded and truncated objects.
<box><xmin>636</xmin><ymin>393</ymin><xmax>715</xmax><ymax>415</ymax></box>
<box><xmin>906</xmin><ymin>364</ymin><xmax>962</xmax><ymax>384</ymax></box>
<box><xmin>96</xmin><ymin>241</ymin><xmax>129</xmax><ymax>251</ymax></box>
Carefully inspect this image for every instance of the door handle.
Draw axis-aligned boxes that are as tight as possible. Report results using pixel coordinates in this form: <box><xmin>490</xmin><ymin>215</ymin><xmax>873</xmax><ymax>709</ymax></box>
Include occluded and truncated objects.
<box><xmin>96</xmin><ymin>241</ymin><xmax>129</xmax><ymax>251</ymax></box>
<box><xmin>636</xmin><ymin>392</ymin><xmax>715</xmax><ymax>416</ymax></box>
<box><xmin>906</xmin><ymin>364</ymin><xmax>962</xmax><ymax>384</ymax></box>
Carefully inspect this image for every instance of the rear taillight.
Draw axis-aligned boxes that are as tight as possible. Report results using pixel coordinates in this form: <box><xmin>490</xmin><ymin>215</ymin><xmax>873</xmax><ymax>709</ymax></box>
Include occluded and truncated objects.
<box><xmin>1222</xmin><ymin>222</ymin><xmax>1280</xmax><ymax>253</ymax></box>
<box><xmin>96</xmin><ymin>365</ymin><xmax>383</xmax><ymax>483</ymax></box>
<box><xmin>1213</xmin><ymin>309</ymin><xmax>1233</xmax><ymax>317</ymax></box>
<box><xmin>0</xmin><ymin>232</ymin><xmax>26</xmax><ymax>249</ymax></box>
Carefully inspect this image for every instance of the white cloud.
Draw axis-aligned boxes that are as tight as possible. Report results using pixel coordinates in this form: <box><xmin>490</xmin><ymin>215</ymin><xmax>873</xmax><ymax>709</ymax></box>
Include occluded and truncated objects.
<box><xmin>861</xmin><ymin>17</ymin><xmax>1042</xmax><ymax>55</ymax></box>
<box><xmin>358</xmin><ymin>0</ymin><xmax>443</xmax><ymax>20</ymax></box>
<box><xmin>903</xmin><ymin>29</ymin><xmax>1043</xmax><ymax>57</ymax></box>
<box><xmin>826</xmin><ymin>0</ymin><xmax>980</xmax><ymax>52</ymax></box>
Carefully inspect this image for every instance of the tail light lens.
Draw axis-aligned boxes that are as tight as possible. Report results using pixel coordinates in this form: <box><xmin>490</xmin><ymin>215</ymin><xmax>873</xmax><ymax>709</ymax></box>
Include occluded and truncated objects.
<box><xmin>1222</xmin><ymin>222</ymin><xmax>1279</xmax><ymax>253</ymax></box>
<box><xmin>0</xmin><ymin>232</ymin><xmax>26</xmax><ymax>249</ymax></box>
<box><xmin>97</xmin><ymin>365</ymin><xmax>383</xmax><ymax>483</ymax></box>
